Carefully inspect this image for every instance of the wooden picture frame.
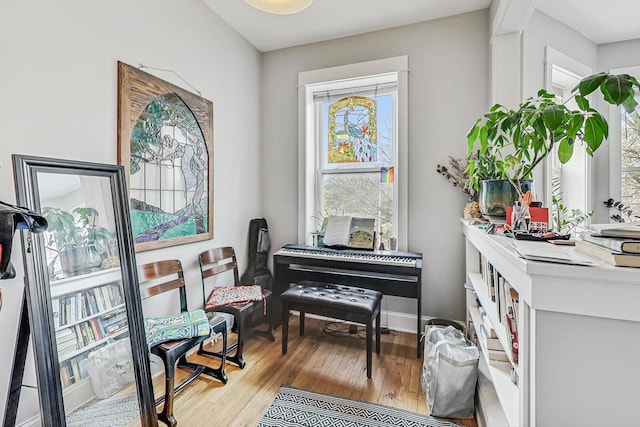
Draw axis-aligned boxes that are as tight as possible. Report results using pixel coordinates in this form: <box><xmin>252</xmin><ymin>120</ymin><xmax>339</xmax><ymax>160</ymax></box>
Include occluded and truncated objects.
<box><xmin>117</xmin><ymin>61</ymin><xmax>213</xmax><ymax>252</ymax></box>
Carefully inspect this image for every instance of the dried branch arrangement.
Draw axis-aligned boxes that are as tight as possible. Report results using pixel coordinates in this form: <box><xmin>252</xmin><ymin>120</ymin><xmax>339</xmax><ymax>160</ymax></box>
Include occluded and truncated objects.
<box><xmin>436</xmin><ymin>156</ymin><xmax>477</xmax><ymax>202</ymax></box>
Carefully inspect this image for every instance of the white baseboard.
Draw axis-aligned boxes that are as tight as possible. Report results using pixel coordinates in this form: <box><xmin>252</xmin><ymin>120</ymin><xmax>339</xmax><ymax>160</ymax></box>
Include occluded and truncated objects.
<box><xmin>17</xmin><ymin>415</ymin><xmax>41</xmax><ymax>427</ymax></box>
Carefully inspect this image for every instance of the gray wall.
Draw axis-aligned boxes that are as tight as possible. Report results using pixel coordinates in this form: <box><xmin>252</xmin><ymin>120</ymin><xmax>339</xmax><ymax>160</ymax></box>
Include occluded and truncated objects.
<box><xmin>0</xmin><ymin>0</ymin><xmax>262</xmax><ymax>423</ymax></box>
<box><xmin>261</xmin><ymin>10</ymin><xmax>490</xmax><ymax>320</ymax></box>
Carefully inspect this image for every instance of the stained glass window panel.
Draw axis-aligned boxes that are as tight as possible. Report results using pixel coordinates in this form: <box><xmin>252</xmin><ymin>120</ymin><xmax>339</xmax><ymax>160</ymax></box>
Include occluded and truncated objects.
<box><xmin>327</xmin><ymin>95</ymin><xmax>377</xmax><ymax>164</ymax></box>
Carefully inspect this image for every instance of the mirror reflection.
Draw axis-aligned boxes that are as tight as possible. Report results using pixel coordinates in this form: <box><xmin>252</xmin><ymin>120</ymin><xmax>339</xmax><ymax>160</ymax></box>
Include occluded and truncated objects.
<box><xmin>35</xmin><ymin>172</ymin><xmax>143</xmax><ymax>425</ymax></box>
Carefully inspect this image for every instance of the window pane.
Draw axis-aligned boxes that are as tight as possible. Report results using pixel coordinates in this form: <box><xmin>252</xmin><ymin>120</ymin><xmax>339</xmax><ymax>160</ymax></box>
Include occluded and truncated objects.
<box><xmin>322</xmin><ymin>94</ymin><xmax>394</xmax><ymax>170</ymax></box>
<box><xmin>621</xmin><ymin>107</ymin><xmax>640</xmax><ymax>213</ymax></box>
<box><xmin>321</xmin><ymin>172</ymin><xmax>394</xmax><ymax>247</ymax></box>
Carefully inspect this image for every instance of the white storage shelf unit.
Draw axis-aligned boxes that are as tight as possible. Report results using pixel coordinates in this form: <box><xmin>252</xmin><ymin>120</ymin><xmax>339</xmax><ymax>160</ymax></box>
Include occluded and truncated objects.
<box><xmin>51</xmin><ymin>267</ymin><xmax>128</xmax><ymax>413</ymax></box>
<box><xmin>462</xmin><ymin>220</ymin><xmax>640</xmax><ymax>427</ymax></box>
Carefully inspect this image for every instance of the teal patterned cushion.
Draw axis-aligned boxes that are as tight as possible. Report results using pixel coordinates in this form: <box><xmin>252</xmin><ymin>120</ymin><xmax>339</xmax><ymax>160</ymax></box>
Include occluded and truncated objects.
<box><xmin>144</xmin><ymin>309</ymin><xmax>210</xmax><ymax>348</ymax></box>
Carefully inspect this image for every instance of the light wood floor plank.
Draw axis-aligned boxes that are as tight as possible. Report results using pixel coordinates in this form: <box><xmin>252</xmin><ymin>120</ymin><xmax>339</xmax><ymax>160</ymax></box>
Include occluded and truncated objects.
<box><xmin>155</xmin><ymin>316</ymin><xmax>477</xmax><ymax>427</ymax></box>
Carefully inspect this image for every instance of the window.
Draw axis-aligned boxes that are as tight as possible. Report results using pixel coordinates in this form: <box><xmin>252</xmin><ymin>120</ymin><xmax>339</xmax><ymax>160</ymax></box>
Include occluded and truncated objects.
<box><xmin>298</xmin><ymin>57</ymin><xmax>408</xmax><ymax>249</ymax></box>
<box><xmin>619</xmin><ymin>92</ymin><xmax>640</xmax><ymax>216</ymax></box>
<box><xmin>610</xmin><ymin>66</ymin><xmax>640</xmax><ymax>221</ymax></box>
<box><xmin>543</xmin><ymin>48</ymin><xmax>592</xmax><ymax>227</ymax></box>
<box><xmin>319</xmin><ymin>86</ymin><xmax>395</xmax><ymax>248</ymax></box>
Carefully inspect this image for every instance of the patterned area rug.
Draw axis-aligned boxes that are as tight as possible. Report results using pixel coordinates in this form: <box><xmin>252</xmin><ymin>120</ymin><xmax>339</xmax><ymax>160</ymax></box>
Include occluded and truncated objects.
<box><xmin>257</xmin><ymin>385</ymin><xmax>463</xmax><ymax>427</ymax></box>
<box><xmin>67</xmin><ymin>393</ymin><xmax>139</xmax><ymax>427</ymax></box>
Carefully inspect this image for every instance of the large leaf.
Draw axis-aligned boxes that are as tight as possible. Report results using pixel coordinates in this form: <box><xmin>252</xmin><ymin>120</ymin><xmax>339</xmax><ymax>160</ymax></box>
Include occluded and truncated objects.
<box><xmin>601</xmin><ymin>74</ymin><xmax>634</xmax><ymax>105</ymax></box>
<box><xmin>557</xmin><ymin>138</ymin><xmax>573</xmax><ymax>163</ymax></box>
<box><xmin>583</xmin><ymin>114</ymin><xmax>608</xmax><ymax>152</ymax></box>
<box><xmin>466</xmin><ymin>119</ymin><xmax>481</xmax><ymax>153</ymax></box>
<box><xmin>479</xmin><ymin>124</ymin><xmax>489</xmax><ymax>152</ymax></box>
<box><xmin>575</xmin><ymin>72</ymin><xmax>607</xmax><ymax>96</ymax></box>
<box><xmin>621</xmin><ymin>92</ymin><xmax>638</xmax><ymax>114</ymax></box>
<box><xmin>532</xmin><ymin>116</ymin><xmax>547</xmax><ymax>141</ymax></box>
<box><xmin>542</xmin><ymin>104</ymin><xmax>565</xmax><ymax>131</ymax></box>
<box><xmin>575</xmin><ymin>94</ymin><xmax>590</xmax><ymax>111</ymax></box>
<box><xmin>567</xmin><ymin>114</ymin><xmax>585</xmax><ymax>140</ymax></box>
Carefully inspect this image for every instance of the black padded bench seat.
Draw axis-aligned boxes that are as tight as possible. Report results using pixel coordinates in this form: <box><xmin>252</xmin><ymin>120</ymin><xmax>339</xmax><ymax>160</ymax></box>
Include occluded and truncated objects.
<box><xmin>281</xmin><ymin>281</ymin><xmax>383</xmax><ymax>378</ymax></box>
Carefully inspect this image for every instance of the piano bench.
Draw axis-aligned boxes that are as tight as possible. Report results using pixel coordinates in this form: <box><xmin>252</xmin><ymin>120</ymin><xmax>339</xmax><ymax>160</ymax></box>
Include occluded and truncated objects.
<box><xmin>281</xmin><ymin>281</ymin><xmax>382</xmax><ymax>379</ymax></box>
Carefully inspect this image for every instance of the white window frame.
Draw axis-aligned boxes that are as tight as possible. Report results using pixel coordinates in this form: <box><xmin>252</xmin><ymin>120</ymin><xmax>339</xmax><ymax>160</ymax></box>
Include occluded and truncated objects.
<box><xmin>609</xmin><ymin>65</ymin><xmax>640</xmax><ymax>207</ymax></box>
<box><xmin>297</xmin><ymin>56</ymin><xmax>409</xmax><ymax>249</ymax></box>
<box><xmin>543</xmin><ymin>47</ymin><xmax>593</xmax><ymax>224</ymax></box>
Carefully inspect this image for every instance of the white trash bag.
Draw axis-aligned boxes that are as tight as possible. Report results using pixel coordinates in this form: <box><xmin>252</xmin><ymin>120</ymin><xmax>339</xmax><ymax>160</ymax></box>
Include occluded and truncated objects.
<box><xmin>84</xmin><ymin>340</ymin><xmax>135</xmax><ymax>399</ymax></box>
<box><xmin>421</xmin><ymin>324</ymin><xmax>479</xmax><ymax>419</ymax></box>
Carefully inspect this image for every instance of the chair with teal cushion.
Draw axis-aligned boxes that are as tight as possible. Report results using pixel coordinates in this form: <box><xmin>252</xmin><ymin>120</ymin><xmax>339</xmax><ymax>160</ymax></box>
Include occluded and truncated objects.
<box><xmin>139</xmin><ymin>259</ymin><xmax>227</xmax><ymax>427</ymax></box>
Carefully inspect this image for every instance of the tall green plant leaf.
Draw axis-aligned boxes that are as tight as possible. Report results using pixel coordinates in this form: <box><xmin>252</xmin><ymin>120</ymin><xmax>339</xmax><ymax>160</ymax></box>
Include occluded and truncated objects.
<box><xmin>601</xmin><ymin>74</ymin><xmax>634</xmax><ymax>105</ymax></box>
<box><xmin>575</xmin><ymin>72</ymin><xmax>607</xmax><ymax>96</ymax></box>
<box><xmin>542</xmin><ymin>104</ymin><xmax>565</xmax><ymax>131</ymax></box>
<box><xmin>557</xmin><ymin>138</ymin><xmax>574</xmax><ymax>163</ymax></box>
<box><xmin>584</xmin><ymin>114</ymin><xmax>607</xmax><ymax>152</ymax></box>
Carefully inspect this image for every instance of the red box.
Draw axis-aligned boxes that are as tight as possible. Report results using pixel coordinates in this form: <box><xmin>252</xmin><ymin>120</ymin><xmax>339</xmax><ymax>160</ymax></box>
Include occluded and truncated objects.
<box><xmin>505</xmin><ymin>206</ymin><xmax>549</xmax><ymax>231</ymax></box>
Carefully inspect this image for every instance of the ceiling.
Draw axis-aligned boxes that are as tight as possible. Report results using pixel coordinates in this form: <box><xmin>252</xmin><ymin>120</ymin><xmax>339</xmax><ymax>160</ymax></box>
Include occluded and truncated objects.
<box><xmin>536</xmin><ymin>0</ymin><xmax>640</xmax><ymax>45</ymax></box>
<box><xmin>203</xmin><ymin>0</ymin><xmax>640</xmax><ymax>53</ymax></box>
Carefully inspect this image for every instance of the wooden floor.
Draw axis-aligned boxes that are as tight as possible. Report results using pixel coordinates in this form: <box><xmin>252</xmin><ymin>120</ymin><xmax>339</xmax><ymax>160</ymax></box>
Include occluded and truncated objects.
<box><xmin>153</xmin><ymin>316</ymin><xmax>477</xmax><ymax>427</ymax></box>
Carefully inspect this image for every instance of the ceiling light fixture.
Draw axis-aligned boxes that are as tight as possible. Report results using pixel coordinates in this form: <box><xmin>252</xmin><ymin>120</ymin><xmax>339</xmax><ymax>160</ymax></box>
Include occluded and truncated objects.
<box><xmin>244</xmin><ymin>0</ymin><xmax>313</xmax><ymax>15</ymax></box>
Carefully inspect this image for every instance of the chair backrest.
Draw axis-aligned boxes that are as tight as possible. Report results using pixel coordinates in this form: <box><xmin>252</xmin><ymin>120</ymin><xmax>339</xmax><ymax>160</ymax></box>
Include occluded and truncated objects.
<box><xmin>138</xmin><ymin>259</ymin><xmax>188</xmax><ymax>313</ymax></box>
<box><xmin>198</xmin><ymin>247</ymin><xmax>241</xmax><ymax>300</ymax></box>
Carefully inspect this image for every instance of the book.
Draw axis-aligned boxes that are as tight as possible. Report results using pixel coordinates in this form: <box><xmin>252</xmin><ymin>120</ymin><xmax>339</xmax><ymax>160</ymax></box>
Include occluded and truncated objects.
<box><xmin>479</xmin><ymin>326</ymin><xmax>502</xmax><ymax>351</ymax></box>
<box><xmin>488</xmin><ymin>348</ymin><xmax>510</xmax><ymax>362</ymax></box>
<box><xmin>506</xmin><ymin>313</ymin><xmax>518</xmax><ymax>364</ymax></box>
<box><xmin>574</xmin><ymin>240</ymin><xmax>640</xmax><ymax>267</ymax></box>
<box><xmin>52</xmin><ymin>298</ymin><xmax>61</xmax><ymax>328</ymax></box>
<box><xmin>579</xmin><ymin>231</ymin><xmax>640</xmax><ymax>254</ymax></box>
<box><xmin>321</xmin><ymin>215</ymin><xmax>375</xmax><ymax>249</ymax></box>
<box><xmin>589</xmin><ymin>221</ymin><xmax>640</xmax><ymax>239</ymax></box>
<box><xmin>510</xmin><ymin>240</ymin><xmax>595</xmax><ymax>266</ymax></box>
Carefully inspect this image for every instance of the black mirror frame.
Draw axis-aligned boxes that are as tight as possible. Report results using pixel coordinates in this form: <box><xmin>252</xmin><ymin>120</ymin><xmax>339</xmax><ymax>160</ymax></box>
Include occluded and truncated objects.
<box><xmin>12</xmin><ymin>154</ymin><xmax>157</xmax><ymax>427</ymax></box>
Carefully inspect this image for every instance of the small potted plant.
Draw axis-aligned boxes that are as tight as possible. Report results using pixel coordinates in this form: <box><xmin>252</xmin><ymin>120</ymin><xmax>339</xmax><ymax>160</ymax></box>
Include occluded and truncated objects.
<box><xmin>466</xmin><ymin>72</ymin><xmax>640</xmax><ymax>218</ymax></box>
<box><xmin>42</xmin><ymin>206</ymin><xmax>115</xmax><ymax>276</ymax></box>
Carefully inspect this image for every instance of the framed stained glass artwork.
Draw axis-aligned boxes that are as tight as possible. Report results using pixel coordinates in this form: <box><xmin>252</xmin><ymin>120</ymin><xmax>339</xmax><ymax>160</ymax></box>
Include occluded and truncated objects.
<box><xmin>117</xmin><ymin>61</ymin><xmax>213</xmax><ymax>251</ymax></box>
<box><xmin>327</xmin><ymin>96</ymin><xmax>377</xmax><ymax>163</ymax></box>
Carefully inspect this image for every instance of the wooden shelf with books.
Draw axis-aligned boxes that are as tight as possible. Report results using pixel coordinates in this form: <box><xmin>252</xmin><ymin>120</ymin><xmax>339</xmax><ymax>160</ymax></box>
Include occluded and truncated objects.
<box><xmin>462</xmin><ymin>219</ymin><xmax>640</xmax><ymax>427</ymax></box>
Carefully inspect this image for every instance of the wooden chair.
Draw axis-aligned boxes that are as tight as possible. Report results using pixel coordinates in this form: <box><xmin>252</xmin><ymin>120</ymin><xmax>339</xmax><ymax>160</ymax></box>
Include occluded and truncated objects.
<box><xmin>139</xmin><ymin>259</ymin><xmax>227</xmax><ymax>427</ymax></box>
<box><xmin>198</xmin><ymin>247</ymin><xmax>275</xmax><ymax>368</ymax></box>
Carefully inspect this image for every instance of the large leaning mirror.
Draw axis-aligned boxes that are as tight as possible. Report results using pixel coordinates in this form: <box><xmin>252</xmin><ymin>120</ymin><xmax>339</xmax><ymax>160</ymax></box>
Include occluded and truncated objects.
<box><xmin>12</xmin><ymin>155</ymin><xmax>157</xmax><ymax>427</ymax></box>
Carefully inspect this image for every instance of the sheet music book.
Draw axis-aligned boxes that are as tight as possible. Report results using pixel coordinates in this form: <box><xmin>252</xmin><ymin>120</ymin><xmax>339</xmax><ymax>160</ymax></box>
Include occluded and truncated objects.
<box><xmin>322</xmin><ymin>215</ymin><xmax>375</xmax><ymax>249</ymax></box>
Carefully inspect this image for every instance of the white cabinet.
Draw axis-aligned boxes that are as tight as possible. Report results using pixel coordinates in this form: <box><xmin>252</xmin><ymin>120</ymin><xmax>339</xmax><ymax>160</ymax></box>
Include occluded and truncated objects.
<box><xmin>462</xmin><ymin>221</ymin><xmax>640</xmax><ymax>427</ymax></box>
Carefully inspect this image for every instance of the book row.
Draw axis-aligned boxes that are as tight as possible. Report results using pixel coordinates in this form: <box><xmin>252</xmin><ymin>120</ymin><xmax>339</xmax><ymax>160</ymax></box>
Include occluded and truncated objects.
<box><xmin>59</xmin><ymin>354</ymin><xmax>89</xmax><ymax>389</ymax></box>
<box><xmin>55</xmin><ymin>309</ymin><xmax>128</xmax><ymax>360</ymax></box>
<box><xmin>478</xmin><ymin>255</ymin><xmax>520</xmax><ymax>366</ymax></box>
<box><xmin>53</xmin><ymin>282</ymin><xmax>125</xmax><ymax>328</ymax></box>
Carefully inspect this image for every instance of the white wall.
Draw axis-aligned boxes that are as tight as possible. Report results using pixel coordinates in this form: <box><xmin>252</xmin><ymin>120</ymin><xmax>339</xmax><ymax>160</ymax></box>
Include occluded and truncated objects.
<box><xmin>522</xmin><ymin>11</ymin><xmax>597</xmax><ymax>99</ymax></box>
<box><xmin>0</xmin><ymin>0</ymin><xmax>262</xmax><ymax>423</ymax></box>
<box><xmin>261</xmin><ymin>10</ymin><xmax>490</xmax><ymax>321</ymax></box>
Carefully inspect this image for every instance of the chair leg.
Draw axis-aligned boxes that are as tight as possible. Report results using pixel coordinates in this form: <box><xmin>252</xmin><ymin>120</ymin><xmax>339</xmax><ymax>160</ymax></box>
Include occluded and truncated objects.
<box><xmin>282</xmin><ymin>303</ymin><xmax>289</xmax><ymax>355</ymax></box>
<box><xmin>265</xmin><ymin>295</ymin><xmax>275</xmax><ymax>341</ymax></box>
<box><xmin>226</xmin><ymin>314</ymin><xmax>247</xmax><ymax>369</ymax></box>
<box><xmin>376</xmin><ymin>309</ymin><xmax>381</xmax><ymax>354</ymax></box>
<box><xmin>157</xmin><ymin>355</ymin><xmax>178</xmax><ymax>427</ymax></box>
<box><xmin>366</xmin><ymin>320</ymin><xmax>373</xmax><ymax>379</ymax></box>
<box><xmin>197</xmin><ymin>320</ymin><xmax>231</xmax><ymax>379</ymax></box>
<box><xmin>299</xmin><ymin>310</ymin><xmax>305</xmax><ymax>336</ymax></box>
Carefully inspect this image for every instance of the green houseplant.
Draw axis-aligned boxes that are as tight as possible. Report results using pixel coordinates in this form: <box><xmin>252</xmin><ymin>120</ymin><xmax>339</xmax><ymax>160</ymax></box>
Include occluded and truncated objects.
<box><xmin>42</xmin><ymin>206</ymin><xmax>115</xmax><ymax>275</ymax></box>
<box><xmin>466</xmin><ymin>72</ymin><xmax>640</xmax><ymax>217</ymax></box>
